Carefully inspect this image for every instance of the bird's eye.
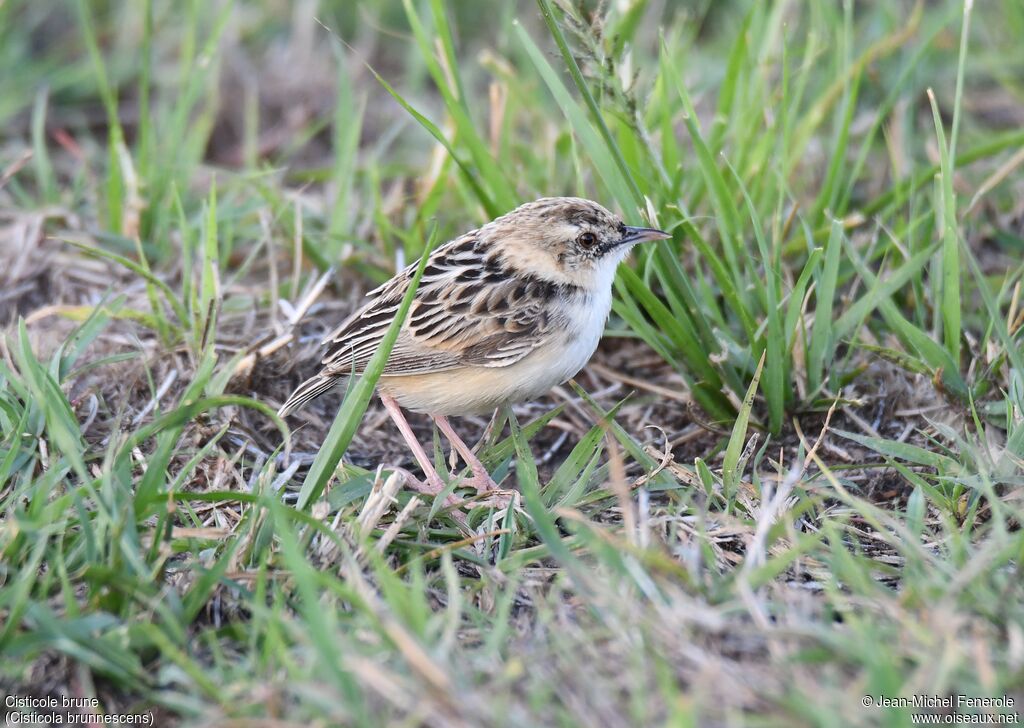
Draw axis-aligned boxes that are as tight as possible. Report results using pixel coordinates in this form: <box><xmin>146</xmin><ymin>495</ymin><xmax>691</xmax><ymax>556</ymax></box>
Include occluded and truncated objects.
<box><xmin>577</xmin><ymin>231</ymin><xmax>597</xmax><ymax>247</ymax></box>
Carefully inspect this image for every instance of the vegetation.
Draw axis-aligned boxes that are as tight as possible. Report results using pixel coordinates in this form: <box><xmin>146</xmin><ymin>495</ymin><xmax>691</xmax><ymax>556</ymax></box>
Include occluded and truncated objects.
<box><xmin>1</xmin><ymin>0</ymin><xmax>1022</xmax><ymax>724</ymax></box>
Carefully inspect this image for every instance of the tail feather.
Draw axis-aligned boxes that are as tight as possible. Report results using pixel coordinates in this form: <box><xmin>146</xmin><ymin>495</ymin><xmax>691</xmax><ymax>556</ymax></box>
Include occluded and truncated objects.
<box><xmin>277</xmin><ymin>374</ymin><xmax>341</xmax><ymax>417</ymax></box>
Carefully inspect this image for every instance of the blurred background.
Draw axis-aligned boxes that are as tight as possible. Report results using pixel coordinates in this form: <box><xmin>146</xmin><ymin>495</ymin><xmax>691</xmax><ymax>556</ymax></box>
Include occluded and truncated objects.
<box><xmin>2</xmin><ymin>1</ymin><xmax>1023</xmax><ymax>725</ymax></box>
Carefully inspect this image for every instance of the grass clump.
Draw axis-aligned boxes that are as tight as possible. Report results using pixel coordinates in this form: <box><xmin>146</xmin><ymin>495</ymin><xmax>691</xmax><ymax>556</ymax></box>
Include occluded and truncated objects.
<box><xmin>1</xmin><ymin>0</ymin><xmax>1022</xmax><ymax>725</ymax></box>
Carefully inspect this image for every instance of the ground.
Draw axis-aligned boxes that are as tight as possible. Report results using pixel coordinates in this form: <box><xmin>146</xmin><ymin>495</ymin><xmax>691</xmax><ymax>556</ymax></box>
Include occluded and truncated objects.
<box><xmin>1</xmin><ymin>0</ymin><xmax>1023</xmax><ymax>726</ymax></box>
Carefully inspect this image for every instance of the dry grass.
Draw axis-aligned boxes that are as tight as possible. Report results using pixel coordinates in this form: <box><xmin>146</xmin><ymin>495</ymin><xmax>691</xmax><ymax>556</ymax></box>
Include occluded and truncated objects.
<box><xmin>1</xmin><ymin>0</ymin><xmax>1023</xmax><ymax>726</ymax></box>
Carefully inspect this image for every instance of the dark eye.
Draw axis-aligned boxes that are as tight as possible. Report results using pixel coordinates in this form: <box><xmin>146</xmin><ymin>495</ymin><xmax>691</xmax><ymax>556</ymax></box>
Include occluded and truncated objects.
<box><xmin>577</xmin><ymin>231</ymin><xmax>597</xmax><ymax>247</ymax></box>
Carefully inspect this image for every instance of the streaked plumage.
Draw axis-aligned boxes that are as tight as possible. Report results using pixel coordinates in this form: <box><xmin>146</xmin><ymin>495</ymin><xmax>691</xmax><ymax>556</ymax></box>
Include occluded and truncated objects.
<box><xmin>278</xmin><ymin>197</ymin><xmax>669</xmax><ymax>501</ymax></box>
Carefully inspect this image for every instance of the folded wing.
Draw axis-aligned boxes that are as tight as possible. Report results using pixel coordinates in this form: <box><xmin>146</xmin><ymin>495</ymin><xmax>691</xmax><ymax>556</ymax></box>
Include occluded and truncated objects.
<box><xmin>278</xmin><ymin>231</ymin><xmax>568</xmax><ymax>416</ymax></box>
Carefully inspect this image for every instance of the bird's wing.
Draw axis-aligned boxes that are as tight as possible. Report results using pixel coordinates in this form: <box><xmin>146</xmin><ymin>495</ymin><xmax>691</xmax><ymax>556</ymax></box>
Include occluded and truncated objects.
<box><xmin>319</xmin><ymin>232</ymin><xmax>567</xmax><ymax>377</ymax></box>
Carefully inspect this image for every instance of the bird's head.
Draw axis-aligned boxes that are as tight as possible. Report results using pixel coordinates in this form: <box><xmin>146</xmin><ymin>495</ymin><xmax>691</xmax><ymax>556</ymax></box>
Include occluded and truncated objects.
<box><xmin>479</xmin><ymin>197</ymin><xmax>670</xmax><ymax>289</ymax></box>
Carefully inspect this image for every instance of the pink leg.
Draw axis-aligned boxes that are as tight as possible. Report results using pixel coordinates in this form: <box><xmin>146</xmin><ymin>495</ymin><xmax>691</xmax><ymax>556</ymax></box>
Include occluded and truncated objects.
<box><xmin>433</xmin><ymin>415</ymin><xmax>499</xmax><ymax>493</ymax></box>
<box><xmin>380</xmin><ymin>394</ymin><xmax>459</xmax><ymax>508</ymax></box>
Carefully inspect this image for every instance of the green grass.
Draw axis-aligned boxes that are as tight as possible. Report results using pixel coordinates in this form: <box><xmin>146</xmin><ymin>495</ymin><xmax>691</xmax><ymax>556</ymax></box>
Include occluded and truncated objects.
<box><xmin>1</xmin><ymin>0</ymin><xmax>1023</xmax><ymax>725</ymax></box>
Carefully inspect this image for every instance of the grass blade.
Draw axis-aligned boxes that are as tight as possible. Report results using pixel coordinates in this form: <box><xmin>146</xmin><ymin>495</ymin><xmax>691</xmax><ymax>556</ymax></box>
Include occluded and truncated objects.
<box><xmin>297</xmin><ymin>225</ymin><xmax>439</xmax><ymax>510</ymax></box>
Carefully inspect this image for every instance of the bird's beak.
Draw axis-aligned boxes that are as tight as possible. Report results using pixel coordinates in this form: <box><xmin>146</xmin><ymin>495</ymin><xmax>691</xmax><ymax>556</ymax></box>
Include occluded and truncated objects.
<box><xmin>620</xmin><ymin>225</ymin><xmax>672</xmax><ymax>245</ymax></box>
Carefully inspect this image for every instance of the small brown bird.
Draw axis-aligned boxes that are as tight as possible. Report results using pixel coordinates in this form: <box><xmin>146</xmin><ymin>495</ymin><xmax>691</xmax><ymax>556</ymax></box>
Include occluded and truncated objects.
<box><xmin>278</xmin><ymin>197</ymin><xmax>669</xmax><ymax>502</ymax></box>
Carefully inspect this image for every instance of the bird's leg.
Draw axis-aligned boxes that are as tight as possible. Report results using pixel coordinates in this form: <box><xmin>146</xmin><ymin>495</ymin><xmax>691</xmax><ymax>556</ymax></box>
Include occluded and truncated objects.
<box><xmin>432</xmin><ymin>415</ymin><xmax>500</xmax><ymax>493</ymax></box>
<box><xmin>380</xmin><ymin>394</ymin><xmax>459</xmax><ymax>509</ymax></box>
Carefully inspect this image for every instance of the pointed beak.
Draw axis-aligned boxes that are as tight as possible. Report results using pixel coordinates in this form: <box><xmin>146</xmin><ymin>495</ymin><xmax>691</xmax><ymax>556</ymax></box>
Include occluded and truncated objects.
<box><xmin>620</xmin><ymin>225</ymin><xmax>672</xmax><ymax>245</ymax></box>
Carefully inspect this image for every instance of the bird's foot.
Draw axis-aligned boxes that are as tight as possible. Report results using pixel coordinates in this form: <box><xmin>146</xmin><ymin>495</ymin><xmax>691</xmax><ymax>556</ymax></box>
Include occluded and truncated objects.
<box><xmin>393</xmin><ymin>467</ymin><xmax>514</xmax><ymax>519</ymax></box>
<box><xmin>461</xmin><ymin>470</ymin><xmax>501</xmax><ymax>494</ymax></box>
<box><xmin>394</xmin><ymin>468</ymin><xmax>466</xmax><ymax>521</ymax></box>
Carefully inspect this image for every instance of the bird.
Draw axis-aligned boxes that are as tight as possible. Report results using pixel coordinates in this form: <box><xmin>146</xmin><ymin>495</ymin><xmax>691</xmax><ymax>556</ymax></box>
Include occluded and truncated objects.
<box><xmin>278</xmin><ymin>197</ymin><xmax>670</xmax><ymax>505</ymax></box>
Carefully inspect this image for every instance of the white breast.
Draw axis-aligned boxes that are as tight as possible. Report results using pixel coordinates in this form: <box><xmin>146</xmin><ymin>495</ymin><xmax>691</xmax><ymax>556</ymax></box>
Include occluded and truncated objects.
<box><xmin>558</xmin><ymin>249</ymin><xmax>626</xmax><ymax>370</ymax></box>
<box><xmin>559</xmin><ymin>283</ymin><xmax>613</xmax><ymax>378</ymax></box>
<box><xmin>506</xmin><ymin>260</ymin><xmax>615</xmax><ymax>390</ymax></box>
<box><xmin>379</xmin><ymin>294</ymin><xmax>611</xmax><ymax>415</ymax></box>
<box><xmin>379</xmin><ymin>257</ymin><xmax>623</xmax><ymax>416</ymax></box>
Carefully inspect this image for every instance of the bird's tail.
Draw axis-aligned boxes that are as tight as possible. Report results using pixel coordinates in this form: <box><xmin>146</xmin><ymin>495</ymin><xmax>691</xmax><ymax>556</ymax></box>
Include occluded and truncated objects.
<box><xmin>277</xmin><ymin>374</ymin><xmax>341</xmax><ymax>417</ymax></box>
